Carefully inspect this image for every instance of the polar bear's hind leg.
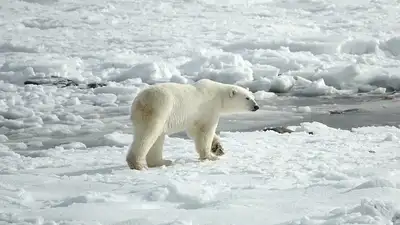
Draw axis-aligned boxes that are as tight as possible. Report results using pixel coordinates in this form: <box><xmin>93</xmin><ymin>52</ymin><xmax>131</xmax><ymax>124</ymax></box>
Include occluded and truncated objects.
<box><xmin>126</xmin><ymin>120</ymin><xmax>165</xmax><ymax>170</ymax></box>
<box><xmin>146</xmin><ymin>134</ymin><xmax>172</xmax><ymax>167</ymax></box>
<box><xmin>126</xmin><ymin>94</ymin><xmax>171</xmax><ymax>170</ymax></box>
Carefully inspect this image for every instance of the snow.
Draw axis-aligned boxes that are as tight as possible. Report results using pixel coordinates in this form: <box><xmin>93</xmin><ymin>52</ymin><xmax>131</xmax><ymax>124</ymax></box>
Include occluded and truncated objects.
<box><xmin>294</xmin><ymin>78</ymin><xmax>340</xmax><ymax>97</ymax></box>
<box><xmin>296</xmin><ymin>106</ymin><xmax>312</xmax><ymax>113</ymax></box>
<box><xmin>180</xmin><ymin>52</ymin><xmax>254</xmax><ymax>84</ymax></box>
<box><xmin>2</xmin><ymin>0</ymin><xmax>400</xmax><ymax>94</ymax></box>
<box><xmin>1</xmin><ymin>122</ymin><xmax>400</xmax><ymax>225</ymax></box>
<box><xmin>1</xmin><ymin>0</ymin><xmax>400</xmax><ymax>224</ymax></box>
<box><xmin>269</xmin><ymin>75</ymin><xmax>296</xmax><ymax>93</ymax></box>
<box><xmin>111</xmin><ymin>62</ymin><xmax>181</xmax><ymax>84</ymax></box>
<box><xmin>253</xmin><ymin>90</ymin><xmax>277</xmax><ymax>101</ymax></box>
<box><xmin>381</xmin><ymin>36</ymin><xmax>400</xmax><ymax>57</ymax></box>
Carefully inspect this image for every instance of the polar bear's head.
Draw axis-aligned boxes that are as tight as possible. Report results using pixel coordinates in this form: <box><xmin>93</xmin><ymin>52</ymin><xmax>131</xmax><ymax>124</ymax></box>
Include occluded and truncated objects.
<box><xmin>222</xmin><ymin>86</ymin><xmax>259</xmax><ymax>113</ymax></box>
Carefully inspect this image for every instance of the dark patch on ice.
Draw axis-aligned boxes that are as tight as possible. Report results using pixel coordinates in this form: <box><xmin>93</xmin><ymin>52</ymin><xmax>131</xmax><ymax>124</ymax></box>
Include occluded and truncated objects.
<box><xmin>329</xmin><ymin>108</ymin><xmax>364</xmax><ymax>115</ymax></box>
<box><xmin>236</xmin><ymin>94</ymin><xmax>400</xmax><ymax>132</ymax></box>
<box><xmin>177</xmin><ymin>201</ymin><xmax>220</xmax><ymax>210</ymax></box>
<box><xmin>263</xmin><ymin>126</ymin><xmax>294</xmax><ymax>133</ymax></box>
<box><xmin>382</xmin><ymin>95</ymin><xmax>396</xmax><ymax>100</ymax></box>
<box><xmin>22</xmin><ymin>18</ymin><xmax>65</xmax><ymax>30</ymax></box>
<box><xmin>15</xmin><ymin>151</ymin><xmax>49</xmax><ymax>158</ymax></box>
<box><xmin>52</xmin><ymin>195</ymin><xmax>88</xmax><ymax>207</ymax></box>
<box><xmin>393</xmin><ymin>212</ymin><xmax>400</xmax><ymax>225</ymax></box>
<box><xmin>24</xmin><ymin>76</ymin><xmax>107</xmax><ymax>89</ymax></box>
<box><xmin>87</xmin><ymin>82</ymin><xmax>107</xmax><ymax>88</ymax></box>
<box><xmin>63</xmin><ymin>6</ymin><xmax>81</xmax><ymax>12</ymax></box>
<box><xmin>263</xmin><ymin>126</ymin><xmax>314</xmax><ymax>135</ymax></box>
<box><xmin>24</xmin><ymin>76</ymin><xmax>79</xmax><ymax>87</ymax></box>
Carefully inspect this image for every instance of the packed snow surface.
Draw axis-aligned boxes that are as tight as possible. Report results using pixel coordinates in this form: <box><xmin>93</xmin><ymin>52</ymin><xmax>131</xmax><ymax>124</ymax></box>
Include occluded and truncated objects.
<box><xmin>1</xmin><ymin>122</ymin><xmax>400</xmax><ymax>225</ymax></box>
<box><xmin>1</xmin><ymin>0</ymin><xmax>400</xmax><ymax>224</ymax></box>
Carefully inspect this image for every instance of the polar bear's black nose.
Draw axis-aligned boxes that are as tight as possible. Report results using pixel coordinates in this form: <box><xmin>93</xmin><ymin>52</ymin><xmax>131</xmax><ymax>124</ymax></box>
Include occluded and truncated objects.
<box><xmin>252</xmin><ymin>105</ymin><xmax>259</xmax><ymax>111</ymax></box>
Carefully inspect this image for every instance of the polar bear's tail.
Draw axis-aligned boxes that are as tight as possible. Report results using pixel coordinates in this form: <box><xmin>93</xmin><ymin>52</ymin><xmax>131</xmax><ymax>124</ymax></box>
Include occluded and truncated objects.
<box><xmin>130</xmin><ymin>96</ymin><xmax>141</xmax><ymax>121</ymax></box>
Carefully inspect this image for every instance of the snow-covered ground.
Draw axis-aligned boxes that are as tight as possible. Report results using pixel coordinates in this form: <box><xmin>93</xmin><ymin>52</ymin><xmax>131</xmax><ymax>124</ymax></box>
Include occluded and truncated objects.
<box><xmin>2</xmin><ymin>122</ymin><xmax>400</xmax><ymax>225</ymax></box>
<box><xmin>1</xmin><ymin>0</ymin><xmax>400</xmax><ymax>224</ymax></box>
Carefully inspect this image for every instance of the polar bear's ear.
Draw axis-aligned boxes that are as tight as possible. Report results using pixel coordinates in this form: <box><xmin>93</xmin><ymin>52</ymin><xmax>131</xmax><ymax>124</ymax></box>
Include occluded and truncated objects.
<box><xmin>230</xmin><ymin>89</ymin><xmax>237</xmax><ymax>98</ymax></box>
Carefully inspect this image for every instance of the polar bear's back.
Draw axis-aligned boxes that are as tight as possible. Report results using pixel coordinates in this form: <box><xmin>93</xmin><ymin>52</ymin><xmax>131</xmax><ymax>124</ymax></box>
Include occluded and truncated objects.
<box><xmin>135</xmin><ymin>80</ymin><xmax>222</xmax><ymax>108</ymax></box>
<box><xmin>132</xmin><ymin>81</ymin><xmax>218</xmax><ymax>134</ymax></box>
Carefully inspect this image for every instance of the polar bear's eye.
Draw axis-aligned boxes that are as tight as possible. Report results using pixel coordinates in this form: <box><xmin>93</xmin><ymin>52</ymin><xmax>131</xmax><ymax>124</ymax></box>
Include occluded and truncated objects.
<box><xmin>246</xmin><ymin>97</ymin><xmax>250</xmax><ymax>100</ymax></box>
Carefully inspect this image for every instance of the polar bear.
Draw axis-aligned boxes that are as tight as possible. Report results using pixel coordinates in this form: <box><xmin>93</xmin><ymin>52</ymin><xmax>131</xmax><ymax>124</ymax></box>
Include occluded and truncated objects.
<box><xmin>126</xmin><ymin>79</ymin><xmax>260</xmax><ymax>170</ymax></box>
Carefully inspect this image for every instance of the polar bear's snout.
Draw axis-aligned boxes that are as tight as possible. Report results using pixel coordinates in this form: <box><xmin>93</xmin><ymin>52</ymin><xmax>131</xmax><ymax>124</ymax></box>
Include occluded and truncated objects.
<box><xmin>252</xmin><ymin>104</ymin><xmax>259</xmax><ymax>111</ymax></box>
<box><xmin>249</xmin><ymin>99</ymin><xmax>259</xmax><ymax>112</ymax></box>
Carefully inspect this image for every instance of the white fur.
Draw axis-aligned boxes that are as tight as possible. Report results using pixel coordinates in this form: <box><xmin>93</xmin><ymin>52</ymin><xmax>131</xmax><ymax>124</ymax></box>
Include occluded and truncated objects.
<box><xmin>126</xmin><ymin>79</ymin><xmax>259</xmax><ymax>170</ymax></box>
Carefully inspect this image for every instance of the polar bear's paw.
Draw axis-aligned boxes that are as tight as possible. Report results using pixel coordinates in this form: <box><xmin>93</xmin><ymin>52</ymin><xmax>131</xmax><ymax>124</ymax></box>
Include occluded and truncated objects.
<box><xmin>211</xmin><ymin>139</ymin><xmax>225</xmax><ymax>156</ymax></box>
<box><xmin>200</xmin><ymin>154</ymin><xmax>219</xmax><ymax>161</ymax></box>
<box><xmin>126</xmin><ymin>158</ymin><xmax>148</xmax><ymax>170</ymax></box>
<box><xmin>147</xmin><ymin>159</ymin><xmax>173</xmax><ymax>168</ymax></box>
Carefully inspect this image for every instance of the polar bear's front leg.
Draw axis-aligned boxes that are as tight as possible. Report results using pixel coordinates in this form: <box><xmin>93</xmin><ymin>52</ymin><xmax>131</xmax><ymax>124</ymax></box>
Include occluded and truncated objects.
<box><xmin>188</xmin><ymin>122</ymin><xmax>219</xmax><ymax>161</ymax></box>
<box><xmin>211</xmin><ymin>134</ymin><xmax>224</xmax><ymax>156</ymax></box>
